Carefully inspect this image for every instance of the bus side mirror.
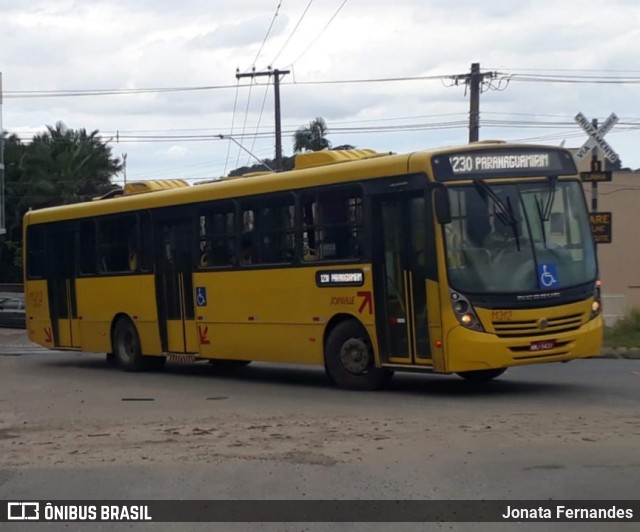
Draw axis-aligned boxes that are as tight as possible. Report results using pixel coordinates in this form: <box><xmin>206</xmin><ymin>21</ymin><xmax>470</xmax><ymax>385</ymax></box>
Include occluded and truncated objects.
<box><xmin>434</xmin><ymin>187</ymin><xmax>451</xmax><ymax>225</ymax></box>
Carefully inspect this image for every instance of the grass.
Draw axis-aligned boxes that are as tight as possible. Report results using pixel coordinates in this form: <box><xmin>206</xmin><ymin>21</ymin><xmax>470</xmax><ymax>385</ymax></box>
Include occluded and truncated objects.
<box><xmin>603</xmin><ymin>308</ymin><xmax>640</xmax><ymax>348</ymax></box>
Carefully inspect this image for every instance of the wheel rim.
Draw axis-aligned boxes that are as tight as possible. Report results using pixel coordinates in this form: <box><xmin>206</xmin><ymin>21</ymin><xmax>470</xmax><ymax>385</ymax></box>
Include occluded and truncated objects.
<box><xmin>117</xmin><ymin>326</ymin><xmax>137</xmax><ymax>363</ymax></box>
<box><xmin>339</xmin><ymin>338</ymin><xmax>371</xmax><ymax>374</ymax></box>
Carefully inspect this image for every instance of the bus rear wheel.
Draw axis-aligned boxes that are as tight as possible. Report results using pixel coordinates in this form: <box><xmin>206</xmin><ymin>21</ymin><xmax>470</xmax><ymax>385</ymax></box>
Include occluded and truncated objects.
<box><xmin>325</xmin><ymin>321</ymin><xmax>392</xmax><ymax>391</ymax></box>
<box><xmin>456</xmin><ymin>368</ymin><xmax>506</xmax><ymax>382</ymax></box>
<box><xmin>112</xmin><ymin>318</ymin><xmax>164</xmax><ymax>372</ymax></box>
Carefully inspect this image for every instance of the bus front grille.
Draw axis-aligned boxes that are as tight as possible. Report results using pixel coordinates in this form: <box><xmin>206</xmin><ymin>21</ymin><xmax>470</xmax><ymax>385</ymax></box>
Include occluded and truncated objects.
<box><xmin>492</xmin><ymin>313</ymin><xmax>584</xmax><ymax>338</ymax></box>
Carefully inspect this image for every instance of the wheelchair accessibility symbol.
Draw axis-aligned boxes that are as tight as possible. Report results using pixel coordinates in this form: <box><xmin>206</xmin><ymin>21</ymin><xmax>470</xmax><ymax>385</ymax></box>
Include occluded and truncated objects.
<box><xmin>537</xmin><ymin>263</ymin><xmax>559</xmax><ymax>290</ymax></box>
<box><xmin>196</xmin><ymin>287</ymin><xmax>207</xmax><ymax>307</ymax></box>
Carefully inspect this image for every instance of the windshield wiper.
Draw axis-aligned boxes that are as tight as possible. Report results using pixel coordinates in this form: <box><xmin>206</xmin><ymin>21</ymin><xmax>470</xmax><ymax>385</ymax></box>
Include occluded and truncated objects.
<box><xmin>535</xmin><ymin>175</ymin><xmax>558</xmax><ymax>247</ymax></box>
<box><xmin>473</xmin><ymin>180</ymin><xmax>516</xmax><ymax>226</ymax></box>
<box><xmin>473</xmin><ymin>180</ymin><xmax>521</xmax><ymax>251</ymax></box>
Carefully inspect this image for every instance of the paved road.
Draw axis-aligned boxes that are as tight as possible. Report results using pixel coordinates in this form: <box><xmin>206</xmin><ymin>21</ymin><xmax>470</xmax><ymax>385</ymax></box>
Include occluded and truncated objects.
<box><xmin>1</xmin><ymin>347</ymin><xmax>639</xmax><ymax>531</ymax></box>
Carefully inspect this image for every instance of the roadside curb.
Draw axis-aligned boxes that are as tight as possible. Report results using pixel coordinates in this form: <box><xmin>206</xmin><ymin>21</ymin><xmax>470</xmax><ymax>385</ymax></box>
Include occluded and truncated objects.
<box><xmin>597</xmin><ymin>348</ymin><xmax>640</xmax><ymax>360</ymax></box>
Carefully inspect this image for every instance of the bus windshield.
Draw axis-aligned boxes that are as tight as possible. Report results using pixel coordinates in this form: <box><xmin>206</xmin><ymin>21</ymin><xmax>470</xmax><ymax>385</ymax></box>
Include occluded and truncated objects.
<box><xmin>444</xmin><ymin>179</ymin><xmax>597</xmax><ymax>294</ymax></box>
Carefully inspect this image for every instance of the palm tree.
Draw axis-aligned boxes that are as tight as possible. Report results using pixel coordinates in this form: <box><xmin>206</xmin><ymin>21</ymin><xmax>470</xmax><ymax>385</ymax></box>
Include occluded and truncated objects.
<box><xmin>293</xmin><ymin>117</ymin><xmax>331</xmax><ymax>152</ymax></box>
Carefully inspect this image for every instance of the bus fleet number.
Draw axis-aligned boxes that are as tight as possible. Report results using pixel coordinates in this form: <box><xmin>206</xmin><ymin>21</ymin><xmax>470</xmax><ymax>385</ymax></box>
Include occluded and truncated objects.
<box><xmin>491</xmin><ymin>310</ymin><xmax>513</xmax><ymax>322</ymax></box>
<box><xmin>450</xmin><ymin>156</ymin><xmax>474</xmax><ymax>173</ymax></box>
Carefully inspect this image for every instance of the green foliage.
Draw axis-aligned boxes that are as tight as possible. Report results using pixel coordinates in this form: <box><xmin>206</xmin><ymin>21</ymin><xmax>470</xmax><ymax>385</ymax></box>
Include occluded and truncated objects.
<box><xmin>603</xmin><ymin>308</ymin><xmax>640</xmax><ymax>348</ymax></box>
<box><xmin>293</xmin><ymin>117</ymin><xmax>331</xmax><ymax>153</ymax></box>
<box><xmin>228</xmin><ymin>156</ymin><xmax>295</xmax><ymax>177</ymax></box>
<box><xmin>1</xmin><ymin>122</ymin><xmax>122</xmax><ymax>281</ymax></box>
<box><xmin>227</xmin><ymin>117</ymin><xmax>355</xmax><ymax>176</ymax></box>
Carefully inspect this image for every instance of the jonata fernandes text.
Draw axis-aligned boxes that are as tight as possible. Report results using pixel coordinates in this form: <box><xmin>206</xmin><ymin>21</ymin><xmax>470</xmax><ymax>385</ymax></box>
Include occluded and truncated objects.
<box><xmin>502</xmin><ymin>505</ymin><xmax>633</xmax><ymax>520</ymax></box>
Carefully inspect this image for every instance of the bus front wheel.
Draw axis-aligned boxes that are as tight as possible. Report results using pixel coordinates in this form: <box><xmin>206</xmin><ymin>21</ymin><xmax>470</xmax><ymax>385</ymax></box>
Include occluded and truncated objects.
<box><xmin>456</xmin><ymin>368</ymin><xmax>506</xmax><ymax>382</ymax></box>
<box><xmin>325</xmin><ymin>321</ymin><xmax>392</xmax><ymax>391</ymax></box>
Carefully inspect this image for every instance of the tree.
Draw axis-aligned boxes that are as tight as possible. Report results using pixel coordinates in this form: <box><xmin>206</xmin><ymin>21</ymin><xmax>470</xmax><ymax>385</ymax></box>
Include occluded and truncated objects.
<box><xmin>0</xmin><ymin>122</ymin><xmax>122</xmax><ymax>281</ymax></box>
<box><xmin>293</xmin><ymin>117</ymin><xmax>331</xmax><ymax>152</ymax></box>
<box><xmin>20</xmin><ymin>122</ymin><xmax>121</xmax><ymax>206</ymax></box>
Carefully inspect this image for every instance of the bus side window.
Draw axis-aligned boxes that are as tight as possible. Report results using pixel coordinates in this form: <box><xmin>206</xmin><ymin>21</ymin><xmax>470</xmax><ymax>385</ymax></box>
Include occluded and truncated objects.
<box><xmin>302</xmin><ymin>200</ymin><xmax>317</xmax><ymax>260</ymax></box>
<box><xmin>99</xmin><ymin>215</ymin><xmax>138</xmax><ymax>273</ymax></box>
<box><xmin>199</xmin><ymin>203</ymin><xmax>236</xmax><ymax>268</ymax></box>
<box><xmin>139</xmin><ymin>211</ymin><xmax>153</xmax><ymax>272</ymax></box>
<box><xmin>302</xmin><ymin>188</ymin><xmax>363</xmax><ymax>262</ymax></box>
<box><xmin>127</xmin><ymin>232</ymin><xmax>138</xmax><ymax>271</ymax></box>
<box><xmin>79</xmin><ymin>220</ymin><xmax>97</xmax><ymax>275</ymax></box>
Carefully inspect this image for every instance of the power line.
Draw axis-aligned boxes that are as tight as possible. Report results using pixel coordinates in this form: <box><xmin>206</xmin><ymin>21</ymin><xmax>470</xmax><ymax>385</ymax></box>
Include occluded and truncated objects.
<box><xmin>236</xmin><ymin>75</ymin><xmax>256</xmax><ymax>167</ymax></box>
<box><xmin>506</xmin><ymin>73</ymin><xmax>640</xmax><ymax>84</ymax></box>
<box><xmin>285</xmin><ymin>0</ymin><xmax>349</xmax><ymax>67</ymax></box>
<box><xmin>223</xmin><ymin>78</ymin><xmax>241</xmax><ymax>177</ymax></box>
<box><xmin>268</xmin><ymin>0</ymin><xmax>315</xmax><ymax>67</ymax></box>
<box><xmin>250</xmin><ymin>1</ymin><xmax>282</xmax><ymax>71</ymax></box>
<box><xmin>7</xmin><ymin>69</ymin><xmax>640</xmax><ymax>100</ymax></box>
<box><xmin>2</xmin><ymin>83</ymin><xmax>246</xmax><ymax>98</ymax></box>
<box><xmin>249</xmin><ymin>82</ymin><xmax>272</xmax><ymax>165</ymax></box>
<box><xmin>9</xmin><ymin>118</ymin><xmax>640</xmax><ymax>145</ymax></box>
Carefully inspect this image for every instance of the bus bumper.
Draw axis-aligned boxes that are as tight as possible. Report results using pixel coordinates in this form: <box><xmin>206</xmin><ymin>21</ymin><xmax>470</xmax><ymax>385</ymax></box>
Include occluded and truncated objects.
<box><xmin>443</xmin><ymin>314</ymin><xmax>604</xmax><ymax>373</ymax></box>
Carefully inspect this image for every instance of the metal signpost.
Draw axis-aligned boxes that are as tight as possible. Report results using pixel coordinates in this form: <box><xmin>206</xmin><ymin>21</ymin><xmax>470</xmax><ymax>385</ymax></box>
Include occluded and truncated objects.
<box><xmin>574</xmin><ymin>112</ymin><xmax>619</xmax><ymax>245</ymax></box>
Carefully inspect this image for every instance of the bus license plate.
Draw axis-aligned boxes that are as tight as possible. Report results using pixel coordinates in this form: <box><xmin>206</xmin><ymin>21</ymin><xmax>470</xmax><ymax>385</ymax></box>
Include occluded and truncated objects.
<box><xmin>529</xmin><ymin>340</ymin><xmax>556</xmax><ymax>352</ymax></box>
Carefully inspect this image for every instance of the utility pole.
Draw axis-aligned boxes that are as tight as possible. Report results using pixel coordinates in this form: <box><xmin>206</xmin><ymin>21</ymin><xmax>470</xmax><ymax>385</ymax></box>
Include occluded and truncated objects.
<box><xmin>0</xmin><ymin>72</ymin><xmax>5</xmax><ymax>236</ymax></box>
<box><xmin>590</xmin><ymin>118</ymin><xmax>600</xmax><ymax>213</ymax></box>
<box><xmin>235</xmin><ymin>68</ymin><xmax>290</xmax><ymax>172</ymax></box>
<box><xmin>468</xmin><ymin>63</ymin><xmax>481</xmax><ymax>143</ymax></box>
<box><xmin>451</xmin><ymin>63</ymin><xmax>497</xmax><ymax>143</ymax></box>
<box><xmin>122</xmin><ymin>153</ymin><xmax>128</xmax><ymax>187</ymax></box>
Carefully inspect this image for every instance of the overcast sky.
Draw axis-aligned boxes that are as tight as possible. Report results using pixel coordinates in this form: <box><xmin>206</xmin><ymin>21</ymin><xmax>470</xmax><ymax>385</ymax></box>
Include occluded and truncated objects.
<box><xmin>1</xmin><ymin>0</ymin><xmax>640</xmax><ymax>184</ymax></box>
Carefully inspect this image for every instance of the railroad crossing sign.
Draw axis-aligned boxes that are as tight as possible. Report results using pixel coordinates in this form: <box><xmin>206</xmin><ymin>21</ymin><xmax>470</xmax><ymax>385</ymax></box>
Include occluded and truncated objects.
<box><xmin>574</xmin><ymin>112</ymin><xmax>619</xmax><ymax>163</ymax></box>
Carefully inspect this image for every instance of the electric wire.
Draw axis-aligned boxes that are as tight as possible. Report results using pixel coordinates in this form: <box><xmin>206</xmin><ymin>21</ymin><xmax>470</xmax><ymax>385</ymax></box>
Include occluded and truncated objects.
<box><xmin>268</xmin><ymin>0</ymin><xmax>314</xmax><ymax>67</ymax></box>
<box><xmin>285</xmin><ymin>0</ymin><xmax>349</xmax><ymax>68</ymax></box>
<box><xmin>223</xmin><ymin>78</ymin><xmax>241</xmax><ymax>176</ymax></box>
<box><xmin>236</xmin><ymin>78</ymin><xmax>255</xmax><ymax>167</ymax></box>
<box><xmin>248</xmin><ymin>80</ymin><xmax>272</xmax><ymax>165</ymax></box>
<box><xmin>250</xmin><ymin>1</ymin><xmax>282</xmax><ymax>71</ymax></box>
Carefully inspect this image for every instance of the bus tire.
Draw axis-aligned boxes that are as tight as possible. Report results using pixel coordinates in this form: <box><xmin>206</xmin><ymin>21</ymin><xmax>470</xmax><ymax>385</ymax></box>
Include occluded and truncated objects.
<box><xmin>324</xmin><ymin>320</ymin><xmax>392</xmax><ymax>391</ymax></box>
<box><xmin>456</xmin><ymin>368</ymin><xmax>506</xmax><ymax>382</ymax></box>
<box><xmin>112</xmin><ymin>317</ymin><xmax>149</xmax><ymax>372</ymax></box>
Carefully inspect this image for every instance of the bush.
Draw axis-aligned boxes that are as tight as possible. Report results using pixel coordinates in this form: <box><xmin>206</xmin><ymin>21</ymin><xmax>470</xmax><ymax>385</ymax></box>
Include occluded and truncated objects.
<box><xmin>604</xmin><ymin>307</ymin><xmax>640</xmax><ymax>348</ymax></box>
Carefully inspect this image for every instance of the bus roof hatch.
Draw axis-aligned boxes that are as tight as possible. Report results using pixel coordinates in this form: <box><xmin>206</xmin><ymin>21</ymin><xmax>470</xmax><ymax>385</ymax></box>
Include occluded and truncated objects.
<box><xmin>123</xmin><ymin>179</ymin><xmax>190</xmax><ymax>195</ymax></box>
<box><xmin>294</xmin><ymin>149</ymin><xmax>389</xmax><ymax>170</ymax></box>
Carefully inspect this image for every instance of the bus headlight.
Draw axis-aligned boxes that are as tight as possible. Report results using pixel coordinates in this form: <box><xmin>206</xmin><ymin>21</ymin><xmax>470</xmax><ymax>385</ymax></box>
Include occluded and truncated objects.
<box><xmin>450</xmin><ymin>290</ymin><xmax>484</xmax><ymax>331</ymax></box>
<box><xmin>460</xmin><ymin>313</ymin><xmax>474</xmax><ymax>325</ymax></box>
<box><xmin>591</xmin><ymin>280</ymin><xmax>602</xmax><ymax>319</ymax></box>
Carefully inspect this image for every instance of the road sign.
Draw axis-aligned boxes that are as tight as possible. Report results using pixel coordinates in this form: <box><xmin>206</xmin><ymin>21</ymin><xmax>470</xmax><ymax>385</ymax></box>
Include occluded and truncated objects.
<box><xmin>574</xmin><ymin>112</ymin><xmax>619</xmax><ymax>163</ymax></box>
<box><xmin>580</xmin><ymin>170</ymin><xmax>612</xmax><ymax>182</ymax></box>
<box><xmin>589</xmin><ymin>211</ymin><xmax>612</xmax><ymax>244</ymax></box>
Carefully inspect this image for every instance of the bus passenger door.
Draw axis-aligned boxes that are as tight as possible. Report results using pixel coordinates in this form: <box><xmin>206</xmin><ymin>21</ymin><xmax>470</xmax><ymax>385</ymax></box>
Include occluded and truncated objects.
<box><xmin>47</xmin><ymin>226</ymin><xmax>81</xmax><ymax>348</ymax></box>
<box><xmin>373</xmin><ymin>194</ymin><xmax>431</xmax><ymax>365</ymax></box>
<box><xmin>155</xmin><ymin>218</ymin><xmax>198</xmax><ymax>353</ymax></box>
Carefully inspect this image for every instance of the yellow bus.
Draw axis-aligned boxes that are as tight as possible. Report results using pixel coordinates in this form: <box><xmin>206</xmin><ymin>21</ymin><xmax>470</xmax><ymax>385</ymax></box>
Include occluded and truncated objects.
<box><xmin>23</xmin><ymin>141</ymin><xmax>603</xmax><ymax>390</ymax></box>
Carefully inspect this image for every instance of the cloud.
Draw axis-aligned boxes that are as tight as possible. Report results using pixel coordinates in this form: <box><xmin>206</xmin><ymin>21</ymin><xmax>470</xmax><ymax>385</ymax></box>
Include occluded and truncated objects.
<box><xmin>165</xmin><ymin>145</ymin><xmax>189</xmax><ymax>158</ymax></box>
<box><xmin>2</xmin><ymin>0</ymin><xmax>640</xmax><ymax>178</ymax></box>
<box><xmin>191</xmin><ymin>15</ymin><xmax>288</xmax><ymax>50</ymax></box>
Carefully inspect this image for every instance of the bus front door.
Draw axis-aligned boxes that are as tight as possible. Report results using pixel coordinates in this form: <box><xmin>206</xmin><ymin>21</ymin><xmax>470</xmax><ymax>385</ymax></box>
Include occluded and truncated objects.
<box><xmin>155</xmin><ymin>218</ymin><xmax>198</xmax><ymax>354</ymax></box>
<box><xmin>373</xmin><ymin>194</ymin><xmax>431</xmax><ymax>365</ymax></box>
<box><xmin>47</xmin><ymin>226</ymin><xmax>81</xmax><ymax>348</ymax></box>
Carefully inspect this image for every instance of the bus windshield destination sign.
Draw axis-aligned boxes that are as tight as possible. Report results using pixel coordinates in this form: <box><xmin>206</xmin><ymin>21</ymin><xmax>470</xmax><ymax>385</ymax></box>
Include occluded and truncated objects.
<box><xmin>432</xmin><ymin>148</ymin><xmax>577</xmax><ymax>181</ymax></box>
